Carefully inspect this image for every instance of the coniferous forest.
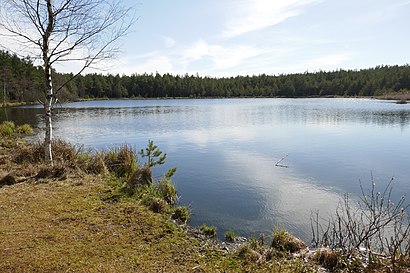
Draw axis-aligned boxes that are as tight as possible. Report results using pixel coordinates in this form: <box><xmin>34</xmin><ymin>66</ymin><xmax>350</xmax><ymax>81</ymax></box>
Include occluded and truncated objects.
<box><xmin>1</xmin><ymin>50</ymin><xmax>410</xmax><ymax>103</ymax></box>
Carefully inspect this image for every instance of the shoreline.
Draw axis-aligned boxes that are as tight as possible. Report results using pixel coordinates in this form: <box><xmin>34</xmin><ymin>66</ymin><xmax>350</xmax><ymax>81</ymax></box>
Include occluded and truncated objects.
<box><xmin>2</xmin><ymin>121</ymin><xmax>410</xmax><ymax>272</ymax></box>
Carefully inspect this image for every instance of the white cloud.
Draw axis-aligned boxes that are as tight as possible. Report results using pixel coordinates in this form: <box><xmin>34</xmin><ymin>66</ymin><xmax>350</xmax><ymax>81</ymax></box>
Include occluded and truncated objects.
<box><xmin>162</xmin><ymin>36</ymin><xmax>176</xmax><ymax>48</ymax></box>
<box><xmin>183</xmin><ymin>39</ymin><xmax>266</xmax><ymax>70</ymax></box>
<box><xmin>222</xmin><ymin>0</ymin><xmax>322</xmax><ymax>38</ymax></box>
<box><xmin>110</xmin><ymin>54</ymin><xmax>174</xmax><ymax>75</ymax></box>
<box><xmin>312</xmin><ymin>53</ymin><xmax>354</xmax><ymax>66</ymax></box>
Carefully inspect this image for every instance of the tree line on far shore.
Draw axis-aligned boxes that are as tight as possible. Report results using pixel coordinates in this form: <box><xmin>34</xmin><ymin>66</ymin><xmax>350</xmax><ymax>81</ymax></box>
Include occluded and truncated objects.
<box><xmin>1</xmin><ymin>50</ymin><xmax>410</xmax><ymax>103</ymax></box>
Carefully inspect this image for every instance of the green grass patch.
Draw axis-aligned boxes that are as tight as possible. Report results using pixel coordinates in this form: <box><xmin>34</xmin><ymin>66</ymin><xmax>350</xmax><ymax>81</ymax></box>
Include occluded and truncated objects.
<box><xmin>200</xmin><ymin>224</ymin><xmax>217</xmax><ymax>238</ymax></box>
<box><xmin>225</xmin><ymin>230</ymin><xmax>237</xmax><ymax>242</ymax></box>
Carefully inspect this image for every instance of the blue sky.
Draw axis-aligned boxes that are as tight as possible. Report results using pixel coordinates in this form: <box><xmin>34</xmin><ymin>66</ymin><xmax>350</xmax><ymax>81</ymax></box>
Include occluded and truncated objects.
<box><xmin>37</xmin><ymin>0</ymin><xmax>410</xmax><ymax>77</ymax></box>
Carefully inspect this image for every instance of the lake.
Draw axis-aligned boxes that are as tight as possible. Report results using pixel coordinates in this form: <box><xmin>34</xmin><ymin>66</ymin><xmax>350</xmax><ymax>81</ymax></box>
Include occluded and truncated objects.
<box><xmin>2</xmin><ymin>98</ymin><xmax>410</xmax><ymax>243</ymax></box>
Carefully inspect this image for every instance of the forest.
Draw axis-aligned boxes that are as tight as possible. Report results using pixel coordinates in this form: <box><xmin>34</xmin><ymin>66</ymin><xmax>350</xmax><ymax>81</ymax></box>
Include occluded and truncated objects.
<box><xmin>1</xmin><ymin>50</ymin><xmax>410</xmax><ymax>103</ymax></box>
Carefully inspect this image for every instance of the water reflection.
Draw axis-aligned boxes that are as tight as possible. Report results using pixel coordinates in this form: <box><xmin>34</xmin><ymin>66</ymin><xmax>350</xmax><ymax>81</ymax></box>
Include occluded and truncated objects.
<box><xmin>2</xmin><ymin>98</ymin><xmax>410</xmax><ymax>242</ymax></box>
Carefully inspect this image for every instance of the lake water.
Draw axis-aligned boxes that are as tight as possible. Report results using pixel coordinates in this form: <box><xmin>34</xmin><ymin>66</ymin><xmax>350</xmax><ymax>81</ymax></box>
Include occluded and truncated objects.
<box><xmin>2</xmin><ymin>98</ymin><xmax>410</xmax><ymax>243</ymax></box>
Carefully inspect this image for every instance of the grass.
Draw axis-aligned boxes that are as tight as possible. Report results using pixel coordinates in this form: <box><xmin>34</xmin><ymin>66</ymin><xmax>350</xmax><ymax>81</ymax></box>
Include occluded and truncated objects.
<box><xmin>271</xmin><ymin>227</ymin><xmax>308</xmax><ymax>253</ymax></box>
<box><xmin>0</xmin><ymin>177</ymin><xmax>206</xmax><ymax>272</ymax></box>
<box><xmin>225</xmin><ymin>230</ymin><xmax>237</xmax><ymax>242</ymax></box>
<box><xmin>200</xmin><ymin>224</ymin><xmax>217</xmax><ymax>238</ymax></box>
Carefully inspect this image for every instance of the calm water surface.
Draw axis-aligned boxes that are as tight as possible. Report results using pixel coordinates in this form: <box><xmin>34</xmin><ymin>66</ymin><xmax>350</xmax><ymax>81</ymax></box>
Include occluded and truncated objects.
<box><xmin>3</xmin><ymin>98</ymin><xmax>410</xmax><ymax>242</ymax></box>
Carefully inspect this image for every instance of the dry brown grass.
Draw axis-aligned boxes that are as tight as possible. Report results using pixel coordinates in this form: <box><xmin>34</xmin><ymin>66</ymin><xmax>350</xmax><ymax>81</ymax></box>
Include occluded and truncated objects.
<box><xmin>378</xmin><ymin>90</ymin><xmax>410</xmax><ymax>101</ymax></box>
<box><xmin>0</xmin><ymin>177</ymin><xmax>208</xmax><ymax>273</ymax></box>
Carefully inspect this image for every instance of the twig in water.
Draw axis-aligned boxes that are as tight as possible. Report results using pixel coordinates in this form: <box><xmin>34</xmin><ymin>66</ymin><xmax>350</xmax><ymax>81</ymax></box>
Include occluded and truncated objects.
<box><xmin>275</xmin><ymin>154</ymin><xmax>289</xmax><ymax>168</ymax></box>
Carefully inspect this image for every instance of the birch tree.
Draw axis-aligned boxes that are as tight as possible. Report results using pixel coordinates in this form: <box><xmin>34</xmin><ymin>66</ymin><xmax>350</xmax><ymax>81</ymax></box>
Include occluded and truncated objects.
<box><xmin>0</xmin><ymin>0</ymin><xmax>134</xmax><ymax>164</ymax></box>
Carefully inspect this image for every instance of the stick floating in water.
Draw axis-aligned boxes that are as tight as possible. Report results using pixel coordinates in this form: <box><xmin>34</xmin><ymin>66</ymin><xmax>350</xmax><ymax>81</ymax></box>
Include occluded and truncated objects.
<box><xmin>275</xmin><ymin>154</ymin><xmax>289</xmax><ymax>168</ymax></box>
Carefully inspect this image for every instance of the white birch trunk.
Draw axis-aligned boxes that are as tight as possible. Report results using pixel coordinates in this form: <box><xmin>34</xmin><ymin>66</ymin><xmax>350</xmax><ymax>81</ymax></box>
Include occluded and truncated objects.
<box><xmin>44</xmin><ymin>65</ymin><xmax>53</xmax><ymax>164</ymax></box>
<box><xmin>43</xmin><ymin>0</ymin><xmax>54</xmax><ymax>165</ymax></box>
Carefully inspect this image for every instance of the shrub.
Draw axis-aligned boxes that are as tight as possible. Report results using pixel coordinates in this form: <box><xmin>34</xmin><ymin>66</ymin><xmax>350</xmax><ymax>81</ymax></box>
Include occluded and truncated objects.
<box><xmin>225</xmin><ymin>230</ymin><xmax>237</xmax><ymax>242</ymax></box>
<box><xmin>200</xmin><ymin>224</ymin><xmax>217</xmax><ymax>238</ymax></box>
<box><xmin>172</xmin><ymin>206</ymin><xmax>190</xmax><ymax>224</ymax></box>
<box><xmin>139</xmin><ymin>139</ymin><xmax>166</xmax><ymax>167</ymax></box>
<box><xmin>311</xmin><ymin>177</ymin><xmax>410</xmax><ymax>269</ymax></box>
<box><xmin>0</xmin><ymin>121</ymin><xmax>33</xmax><ymax>137</ymax></box>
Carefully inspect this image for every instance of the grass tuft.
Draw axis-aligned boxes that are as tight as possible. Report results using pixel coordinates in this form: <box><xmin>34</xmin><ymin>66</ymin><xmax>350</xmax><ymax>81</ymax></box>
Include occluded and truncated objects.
<box><xmin>127</xmin><ymin>166</ymin><xmax>152</xmax><ymax>189</ymax></box>
<box><xmin>104</xmin><ymin>145</ymin><xmax>138</xmax><ymax>178</ymax></box>
<box><xmin>313</xmin><ymin>248</ymin><xmax>342</xmax><ymax>270</ymax></box>
<box><xmin>157</xmin><ymin>177</ymin><xmax>178</xmax><ymax>205</ymax></box>
<box><xmin>271</xmin><ymin>228</ymin><xmax>307</xmax><ymax>253</ymax></box>
<box><xmin>200</xmin><ymin>224</ymin><xmax>217</xmax><ymax>238</ymax></box>
<box><xmin>15</xmin><ymin>124</ymin><xmax>33</xmax><ymax>135</ymax></box>
<box><xmin>225</xmin><ymin>230</ymin><xmax>237</xmax><ymax>242</ymax></box>
<box><xmin>0</xmin><ymin>121</ymin><xmax>15</xmax><ymax>136</ymax></box>
<box><xmin>0</xmin><ymin>174</ymin><xmax>16</xmax><ymax>187</ymax></box>
<box><xmin>172</xmin><ymin>206</ymin><xmax>190</xmax><ymax>224</ymax></box>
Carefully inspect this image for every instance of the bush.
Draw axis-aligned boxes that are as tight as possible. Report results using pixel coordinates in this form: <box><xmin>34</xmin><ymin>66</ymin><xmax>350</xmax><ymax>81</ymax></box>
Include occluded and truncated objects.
<box><xmin>312</xmin><ymin>177</ymin><xmax>410</xmax><ymax>259</ymax></box>
<box><xmin>311</xmin><ymin>177</ymin><xmax>410</xmax><ymax>271</ymax></box>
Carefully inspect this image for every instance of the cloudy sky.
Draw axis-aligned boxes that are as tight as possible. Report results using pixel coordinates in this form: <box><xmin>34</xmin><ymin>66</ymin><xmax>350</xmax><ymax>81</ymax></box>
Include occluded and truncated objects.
<box><xmin>7</xmin><ymin>0</ymin><xmax>410</xmax><ymax>77</ymax></box>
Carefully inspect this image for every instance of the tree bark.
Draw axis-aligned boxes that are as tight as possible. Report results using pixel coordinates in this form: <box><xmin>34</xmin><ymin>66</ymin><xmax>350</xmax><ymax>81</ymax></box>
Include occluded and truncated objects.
<box><xmin>43</xmin><ymin>0</ymin><xmax>54</xmax><ymax>165</ymax></box>
<box><xmin>44</xmin><ymin>64</ymin><xmax>53</xmax><ymax>164</ymax></box>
